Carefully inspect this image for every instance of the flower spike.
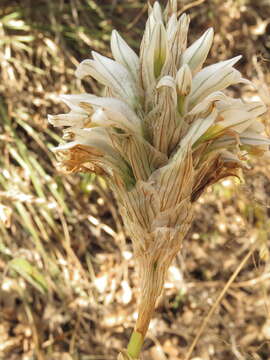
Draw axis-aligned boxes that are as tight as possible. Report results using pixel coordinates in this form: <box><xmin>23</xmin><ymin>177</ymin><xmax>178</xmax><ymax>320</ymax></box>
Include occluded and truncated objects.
<box><xmin>49</xmin><ymin>1</ymin><xmax>270</xmax><ymax>358</ymax></box>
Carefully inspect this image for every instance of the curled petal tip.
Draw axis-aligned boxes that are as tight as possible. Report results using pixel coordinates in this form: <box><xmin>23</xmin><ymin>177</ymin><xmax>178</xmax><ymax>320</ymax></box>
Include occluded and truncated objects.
<box><xmin>75</xmin><ymin>59</ymin><xmax>93</xmax><ymax>79</ymax></box>
<box><xmin>47</xmin><ymin>114</ymin><xmax>55</xmax><ymax>125</ymax></box>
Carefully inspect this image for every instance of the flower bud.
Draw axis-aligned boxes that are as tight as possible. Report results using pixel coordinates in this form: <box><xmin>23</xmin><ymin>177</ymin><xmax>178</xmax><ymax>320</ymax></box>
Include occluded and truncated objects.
<box><xmin>176</xmin><ymin>64</ymin><xmax>192</xmax><ymax>115</ymax></box>
<box><xmin>181</xmin><ymin>28</ymin><xmax>214</xmax><ymax>73</ymax></box>
<box><xmin>148</xmin><ymin>21</ymin><xmax>168</xmax><ymax>79</ymax></box>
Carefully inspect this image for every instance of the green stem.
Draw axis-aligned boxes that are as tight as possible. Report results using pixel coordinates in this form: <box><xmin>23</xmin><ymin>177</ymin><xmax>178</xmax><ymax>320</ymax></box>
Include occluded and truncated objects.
<box><xmin>127</xmin><ymin>330</ymin><xmax>144</xmax><ymax>359</ymax></box>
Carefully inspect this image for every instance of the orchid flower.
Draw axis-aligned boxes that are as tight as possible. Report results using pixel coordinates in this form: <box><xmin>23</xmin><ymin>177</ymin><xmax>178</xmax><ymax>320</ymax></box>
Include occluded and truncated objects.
<box><xmin>48</xmin><ymin>1</ymin><xmax>270</xmax><ymax>358</ymax></box>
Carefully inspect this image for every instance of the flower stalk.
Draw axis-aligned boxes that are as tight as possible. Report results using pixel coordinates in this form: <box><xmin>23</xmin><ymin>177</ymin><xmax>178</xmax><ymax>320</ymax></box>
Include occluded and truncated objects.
<box><xmin>48</xmin><ymin>0</ymin><xmax>270</xmax><ymax>358</ymax></box>
<box><xmin>127</xmin><ymin>331</ymin><xmax>144</xmax><ymax>359</ymax></box>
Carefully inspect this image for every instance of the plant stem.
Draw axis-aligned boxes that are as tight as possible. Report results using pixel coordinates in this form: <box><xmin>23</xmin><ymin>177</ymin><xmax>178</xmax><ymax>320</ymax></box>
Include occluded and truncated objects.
<box><xmin>127</xmin><ymin>330</ymin><xmax>144</xmax><ymax>359</ymax></box>
<box><xmin>126</xmin><ymin>303</ymin><xmax>155</xmax><ymax>359</ymax></box>
<box><xmin>125</xmin><ymin>256</ymin><xmax>169</xmax><ymax>358</ymax></box>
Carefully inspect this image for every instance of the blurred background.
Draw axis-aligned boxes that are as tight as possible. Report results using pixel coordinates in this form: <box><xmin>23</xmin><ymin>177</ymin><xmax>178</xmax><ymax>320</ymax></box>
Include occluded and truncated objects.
<box><xmin>0</xmin><ymin>0</ymin><xmax>270</xmax><ymax>359</ymax></box>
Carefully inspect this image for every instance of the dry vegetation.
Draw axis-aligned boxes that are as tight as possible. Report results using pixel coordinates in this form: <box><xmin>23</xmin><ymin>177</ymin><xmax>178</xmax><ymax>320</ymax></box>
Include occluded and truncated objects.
<box><xmin>0</xmin><ymin>0</ymin><xmax>270</xmax><ymax>359</ymax></box>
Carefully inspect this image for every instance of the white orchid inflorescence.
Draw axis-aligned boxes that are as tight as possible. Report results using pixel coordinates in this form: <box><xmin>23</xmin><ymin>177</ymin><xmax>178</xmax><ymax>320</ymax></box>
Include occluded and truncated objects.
<box><xmin>49</xmin><ymin>0</ymin><xmax>270</xmax><ymax>358</ymax></box>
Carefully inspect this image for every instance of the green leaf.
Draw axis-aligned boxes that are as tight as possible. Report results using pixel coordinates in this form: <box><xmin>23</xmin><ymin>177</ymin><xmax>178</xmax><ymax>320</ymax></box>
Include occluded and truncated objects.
<box><xmin>9</xmin><ymin>258</ymin><xmax>48</xmax><ymax>294</ymax></box>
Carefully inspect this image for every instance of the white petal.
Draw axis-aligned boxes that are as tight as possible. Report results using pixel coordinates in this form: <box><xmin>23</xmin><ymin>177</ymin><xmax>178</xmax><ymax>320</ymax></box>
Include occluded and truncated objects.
<box><xmin>63</xmin><ymin>128</ymin><xmax>127</xmax><ymax>168</ymax></box>
<box><xmin>60</xmin><ymin>93</ymin><xmax>97</xmax><ymax>106</ymax></box>
<box><xmin>216</xmin><ymin>99</ymin><xmax>267</xmax><ymax>134</ymax></box>
<box><xmin>141</xmin><ymin>14</ymin><xmax>156</xmax><ymax>55</ymax></box>
<box><xmin>48</xmin><ymin>112</ymin><xmax>88</xmax><ymax>127</ymax></box>
<box><xmin>110</xmin><ymin>30</ymin><xmax>140</xmax><ymax>82</ymax></box>
<box><xmin>246</xmin><ymin>101</ymin><xmax>266</xmax><ymax>118</ymax></box>
<box><xmin>76</xmin><ymin>52</ymin><xmax>139</xmax><ymax>106</ymax></box>
<box><xmin>245</xmin><ymin>120</ymin><xmax>265</xmax><ymax>133</ymax></box>
<box><xmin>152</xmin><ymin>2</ymin><xmax>163</xmax><ymax>22</ymax></box>
<box><xmin>54</xmin><ymin>140</ymin><xmax>80</xmax><ymax>152</ymax></box>
<box><xmin>91</xmin><ymin>108</ymin><xmax>108</xmax><ymax>125</ymax></box>
<box><xmin>178</xmin><ymin>13</ymin><xmax>190</xmax><ymax>51</ymax></box>
<box><xmin>86</xmin><ymin>97</ymin><xmax>141</xmax><ymax>126</ymax></box>
<box><xmin>210</xmin><ymin>136</ymin><xmax>236</xmax><ymax>149</ymax></box>
<box><xmin>166</xmin><ymin>13</ymin><xmax>178</xmax><ymax>41</ymax></box>
<box><xmin>181</xmin><ymin>28</ymin><xmax>214</xmax><ymax>74</ymax></box>
<box><xmin>145</xmin><ymin>2</ymin><xmax>163</xmax><ymax>40</ymax></box>
<box><xmin>166</xmin><ymin>13</ymin><xmax>190</xmax><ymax>70</ymax></box>
<box><xmin>147</xmin><ymin>21</ymin><xmax>168</xmax><ymax>79</ymax></box>
<box><xmin>220</xmin><ymin>150</ymin><xmax>247</xmax><ymax>167</ymax></box>
<box><xmin>69</xmin><ymin>127</ymin><xmax>112</xmax><ymax>148</ymax></box>
<box><xmin>60</xmin><ymin>94</ymin><xmax>141</xmax><ymax>127</ymax></box>
<box><xmin>91</xmin><ymin>107</ymin><xmax>140</xmax><ymax>135</ymax></box>
<box><xmin>189</xmin><ymin>56</ymin><xmax>243</xmax><ymax>107</ymax></box>
<box><xmin>188</xmin><ymin>91</ymin><xmax>227</xmax><ymax>116</ymax></box>
<box><xmin>240</xmin><ymin>131</ymin><xmax>270</xmax><ymax>146</ymax></box>
<box><xmin>75</xmin><ymin>59</ymin><xmax>108</xmax><ymax>84</ymax></box>
<box><xmin>60</xmin><ymin>94</ymin><xmax>96</xmax><ymax>113</ymax></box>
<box><xmin>219</xmin><ymin>108</ymin><xmax>252</xmax><ymax>133</ymax></box>
<box><xmin>212</xmin><ymin>131</ymin><xmax>270</xmax><ymax>150</ymax></box>
<box><xmin>177</xmin><ymin>107</ymin><xmax>218</xmax><ymax>153</ymax></box>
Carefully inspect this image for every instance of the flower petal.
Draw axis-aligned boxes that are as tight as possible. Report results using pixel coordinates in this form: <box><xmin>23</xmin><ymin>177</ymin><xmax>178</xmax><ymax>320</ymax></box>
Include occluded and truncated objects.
<box><xmin>167</xmin><ymin>13</ymin><xmax>190</xmax><ymax>70</ymax></box>
<box><xmin>246</xmin><ymin>101</ymin><xmax>266</xmax><ymax>118</ymax></box>
<box><xmin>181</xmin><ymin>28</ymin><xmax>214</xmax><ymax>74</ymax></box>
<box><xmin>75</xmin><ymin>52</ymin><xmax>139</xmax><ymax>107</ymax></box>
<box><xmin>148</xmin><ymin>21</ymin><xmax>168</xmax><ymax>79</ymax></box>
<box><xmin>48</xmin><ymin>109</ymin><xmax>89</xmax><ymax>127</ymax></box>
<box><xmin>240</xmin><ymin>131</ymin><xmax>270</xmax><ymax>146</ymax></box>
<box><xmin>189</xmin><ymin>56</ymin><xmax>242</xmax><ymax>107</ymax></box>
<box><xmin>141</xmin><ymin>20</ymin><xmax>169</xmax><ymax>109</ymax></box>
<box><xmin>111</xmin><ymin>30</ymin><xmax>140</xmax><ymax>82</ymax></box>
<box><xmin>219</xmin><ymin>108</ymin><xmax>252</xmax><ymax>133</ymax></box>
<box><xmin>91</xmin><ymin>107</ymin><xmax>140</xmax><ymax>135</ymax></box>
<box><xmin>177</xmin><ymin>106</ymin><xmax>218</xmax><ymax>152</ymax></box>
<box><xmin>59</xmin><ymin>94</ymin><xmax>141</xmax><ymax>128</ymax></box>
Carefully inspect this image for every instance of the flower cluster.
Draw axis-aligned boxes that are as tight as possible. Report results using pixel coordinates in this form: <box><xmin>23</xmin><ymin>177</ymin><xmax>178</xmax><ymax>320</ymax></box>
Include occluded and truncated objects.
<box><xmin>49</xmin><ymin>0</ymin><xmax>269</xmax><ymax>346</ymax></box>
<box><xmin>49</xmin><ymin>2</ymin><xmax>269</xmax><ymax>196</ymax></box>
